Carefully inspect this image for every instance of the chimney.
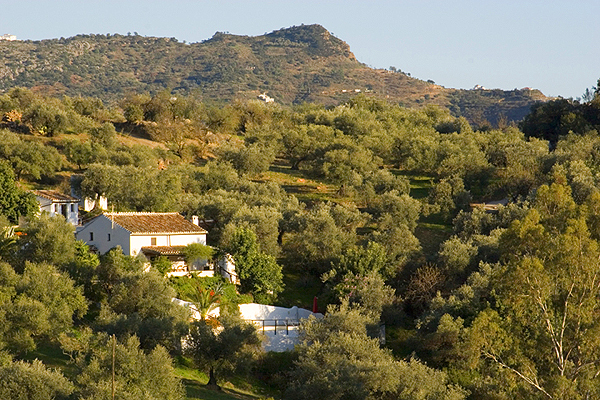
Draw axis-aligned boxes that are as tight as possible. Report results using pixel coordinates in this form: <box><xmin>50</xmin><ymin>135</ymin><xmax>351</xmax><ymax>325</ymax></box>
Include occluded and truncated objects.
<box><xmin>191</xmin><ymin>215</ymin><xmax>199</xmax><ymax>226</ymax></box>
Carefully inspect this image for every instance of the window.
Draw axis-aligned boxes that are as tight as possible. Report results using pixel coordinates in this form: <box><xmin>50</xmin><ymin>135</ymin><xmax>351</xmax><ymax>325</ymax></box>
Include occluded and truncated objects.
<box><xmin>107</xmin><ymin>233</ymin><xmax>111</xmax><ymax>242</ymax></box>
<box><xmin>90</xmin><ymin>232</ymin><xmax>94</xmax><ymax>241</ymax></box>
<box><xmin>151</xmin><ymin>237</ymin><xmax>157</xmax><ymax>246</ymax></box>
<box><xmin>71</xmin><ymin>204</ymin><xmax>76</xmax><ymax>213</ymax></box>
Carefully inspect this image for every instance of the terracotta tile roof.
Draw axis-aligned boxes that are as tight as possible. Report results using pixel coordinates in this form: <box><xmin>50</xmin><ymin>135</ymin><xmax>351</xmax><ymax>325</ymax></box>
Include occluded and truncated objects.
<box><xmin>104</xmin><ymin>212</ymin><xmax>208</xmax><ymax>234</ymax></box>
<box><xmin>33</xmin><ymin>190</ymin><xmax>79</xmax><ymax>202</ymax></box>
<box><xmin>141</xmin><ymin>246</ymin><xmax>186</xmax><ymax>256</ymax></box>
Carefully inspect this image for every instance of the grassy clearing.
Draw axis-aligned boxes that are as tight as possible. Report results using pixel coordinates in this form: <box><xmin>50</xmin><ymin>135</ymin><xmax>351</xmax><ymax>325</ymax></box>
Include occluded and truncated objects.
<box><xmin>276</xmin><ymin>266</ymin><xmax>323</xmax><ymax>311</ymax></box>
<box><xmin>415</xmin><ymin>223</ymin><xmax>453</xmax><ymax>262</ymax></box>
<box><xmin>406</xmin><ymin>173</ymin><xmax>454</xmax><ymax>259</ymax></box>
<box><xmin>19</xmin><ymin>344</ymin><xmax>271</xmax><ymax>400</ymax></box>
<box><xmin>408</xmin><ymin>175</ymin><xmax>434</xmax><ymax>200</ymax></box>
<box><xmin>19</xmin><ymin>343</ymin><xmax>78</xmax><ymax>378</ymax></box>
<box><xmin>181</xmin><ymin>379</ymin><xmax>265</xmax><ymax>400</ymax></box>
<box><xmin>175</xmin><ymin>361</ymin><xmax>275</xmax><ymax>400</ymax></box>
<box><xmin>263</xmin><ymin>165</ymin><xmax>337</xmax><ymax>203</ymax></box>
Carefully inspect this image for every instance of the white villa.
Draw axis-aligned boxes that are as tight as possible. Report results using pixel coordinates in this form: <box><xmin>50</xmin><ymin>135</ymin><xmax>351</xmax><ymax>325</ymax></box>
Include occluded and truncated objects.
<box><xmin>76</xmin><ymin>212</ymin><xmax>207</xmax><ymax>256</ymax></box>
<box><xmin>76</xmin><ymin>212</ymin><xmax>237</xmax><ymax>281</ymax></box>
<box><xmin>33</xmin><ymin>190</ymin><xmax>80</xmax><ymax>225</ymax></box>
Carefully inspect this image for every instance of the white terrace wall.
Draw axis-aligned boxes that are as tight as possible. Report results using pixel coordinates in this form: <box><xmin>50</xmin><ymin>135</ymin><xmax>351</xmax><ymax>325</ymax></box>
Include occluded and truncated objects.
<box><xmin>169</xmin><ymin>232</ymin><xmax>206</xmax><ymax>246</ymax></box>
<box><xmin>239</xmin><ymin>303</ymin><xmax>321</xmax><ymax>322</ymax></box>
<box><xmin>173</xmin><ymin>299</ymin><xmax>323</xmax><ymax>352</ymax></box>
<box><xmin>240</xmin><ymin>303</ymin><xmax>322</xmax><ymax>352</ymax></box>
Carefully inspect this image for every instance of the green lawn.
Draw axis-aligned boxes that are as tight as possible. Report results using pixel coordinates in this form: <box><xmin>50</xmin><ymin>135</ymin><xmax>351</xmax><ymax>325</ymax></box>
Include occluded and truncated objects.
<box><xmin>414</xmin><ymin>222</ymin><xmax>453</xmax><ymax>262</ymax></box>
<box><xmin>182</xmin><ymin>379</ymin><xmax>256</xmax><ymax>400</ymax></box>
<box><xmin>178</xmin><ymin>374</ymin><xmax>262</xmax><ymax>400</ymax></box>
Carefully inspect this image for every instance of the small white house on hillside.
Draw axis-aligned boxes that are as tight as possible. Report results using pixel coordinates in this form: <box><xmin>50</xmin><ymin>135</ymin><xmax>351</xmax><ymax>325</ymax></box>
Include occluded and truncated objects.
<box><xmin>76</xmin><ymin>212</ymin><xmax>207</xmax><ymax>256</ymax></box>
<box><xmin>76</xmin><ymin>212</ymin><xmax>239</xmax><ymax>280</ymax></box>
<box><xmin>33</xmin><ymin>190</ymin><xmax>80</xmax><ymax>225</ymax></box>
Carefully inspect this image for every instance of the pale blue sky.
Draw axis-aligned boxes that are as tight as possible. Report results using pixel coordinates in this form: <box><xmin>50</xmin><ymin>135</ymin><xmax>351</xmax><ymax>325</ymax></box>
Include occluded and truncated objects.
<box><xmin>2</xmin><ymin>0</ymin><xmax>598</xmax><ymax>98</ymax></box>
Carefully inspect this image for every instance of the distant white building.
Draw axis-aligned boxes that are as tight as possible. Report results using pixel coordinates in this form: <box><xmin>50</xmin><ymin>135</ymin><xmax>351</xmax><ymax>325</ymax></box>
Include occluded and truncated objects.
<box><xmin>33</xmin><ymin>190</ymin><xmax>80</xmax><ymax>225</ymax></box>
<box><xmin>70</xmin><ymin>175</ymin><xmax>108</xmax><ymax>212</ymax></box>
<box><xmin>80</xmin><ymin>195</ymin><xmax>108</xmax><ymax>212</ymax></box>
<box><xmin>0</xmin><ymin>34</ymin><xmax>17</xmax><ymax>41</ymax></box>
<box><xmin>257</xmin><ymin>93</ymin><xmax>274</xmax><ymax>103</ymax></box>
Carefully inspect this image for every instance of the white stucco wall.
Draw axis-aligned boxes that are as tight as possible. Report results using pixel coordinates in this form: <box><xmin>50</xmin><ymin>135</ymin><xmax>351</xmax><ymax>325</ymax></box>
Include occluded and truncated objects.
<box><xmin>129</xmin><ymin>233</ymin><xmax>206</xmax><ymax>256</ymax></box>
<box><xmin>76</xmin><ymin>215</ymin><xmax>131</xmax><ymax>255</ymax></box>
<box><xmin>37</xmin><ymin>197</ymin><xmax>53</xmax><ymax>213</ymax></box>
<box><xmin>77</xmin><ymin>215</ymin><xmax>208</xmax><ymax>256</ymax></box>
<box><xmin>129</xmin><ymin>234</ymin><xmax>168</xmax><ymax>256</ymax></box>
<box><xmin>217</xmin><ymin>254</ymin><xmax>238</xmax><ymax>284</ymax></box>
<box><xmin>170</xmin><ymin>233</ymin><xmax>206</xmax><ymax>246</ymax></box>
<box><xmin>239</xmin><ymin>303</ymin><xmax>322</xmax><ymax>322</ymax></box>
<box><xmin>239</xmin><ymin>304</ymin><xmax>322</xmax><ymax>352</ymax></box>
<box><xmin>173</xmin><ymin>299</ymin><xmax>322</xmax><ymax>352</ymax></box>
<box><xmin>82</xmin><ymin>196</ymin><xmax>108</xmax><ymax>212</ymax></box>
<box><xmin>63</xmin><ymin>203</ymin><xmax>79</xmax><ymax>225</ymax></box>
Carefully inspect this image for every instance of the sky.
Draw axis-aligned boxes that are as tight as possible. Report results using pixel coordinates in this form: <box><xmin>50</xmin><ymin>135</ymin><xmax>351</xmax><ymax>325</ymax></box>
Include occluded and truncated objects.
<box><xmin>2</xmin><ymin>0</ymin><xmax>598</xmax><ymax>99</ymax></box>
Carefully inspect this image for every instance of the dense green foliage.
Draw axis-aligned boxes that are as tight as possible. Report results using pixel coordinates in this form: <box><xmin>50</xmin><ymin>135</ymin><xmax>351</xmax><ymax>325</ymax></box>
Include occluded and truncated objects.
<box><xmin>0</xmin><ymin>261</ymin><xmax>86</xmax><ymax>353</ymax></box>
<box><xmin>0</xmin><ymin>356</ymin><xmax>73</xmax><ymax>400</ymax></box>
<box><xmin>520</xmin><ymin>94</ymin><xmax>600</xmax><ymax>147</ymax></box>
<box><xmin>288</xmin><ymin>302</ymin><xmax>467</xmax><ymax>400</ymax></box>
<box><xmin>0</xmin><ymin>76</ymin><xmax>598</xmax><ymax>399</ymax></box>
<box><xmin>0</xmin><ymin>161</ymin><xmax>37</xmax><ymax>224</ymax></box>
<box><xmin>223</xmin><ymin>227</ymin><xmax>284</xmax><ymax>303</ymax></box>
<box><xmin>186</xmin><ymin>317</ymin><xmax>261</xmax><ymax>388</ymax></box>
<box><xmin>67</xmin><ymin>333</ymin><xmax>185</xmax><ymax>400</ymax></box>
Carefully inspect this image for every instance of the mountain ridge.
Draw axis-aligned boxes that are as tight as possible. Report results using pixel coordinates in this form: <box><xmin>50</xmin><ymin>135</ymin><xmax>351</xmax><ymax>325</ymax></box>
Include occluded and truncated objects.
<box><xmin>0</xmin><ymin>24</ymin><xmax>547</xmax><ymax>124</ymax></box>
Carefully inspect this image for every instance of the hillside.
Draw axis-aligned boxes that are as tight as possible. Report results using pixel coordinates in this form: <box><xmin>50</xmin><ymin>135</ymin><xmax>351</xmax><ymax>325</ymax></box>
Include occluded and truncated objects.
<box><xmin>0</xmin><ymin>24</ymin><xmax>547</xmax><ymax>124</ymax></box>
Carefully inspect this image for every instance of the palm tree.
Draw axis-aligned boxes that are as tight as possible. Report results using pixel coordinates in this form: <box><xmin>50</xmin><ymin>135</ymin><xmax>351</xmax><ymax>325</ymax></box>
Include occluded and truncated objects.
<box><xmin>186</xmin><ymin>282</ymin><xmax>224</xmax><ymax>322</ymax></box>
<box><xmin>0</xmin><ymin>225</ymin><xmax>16</xmax><ymax>260</ymax></box>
